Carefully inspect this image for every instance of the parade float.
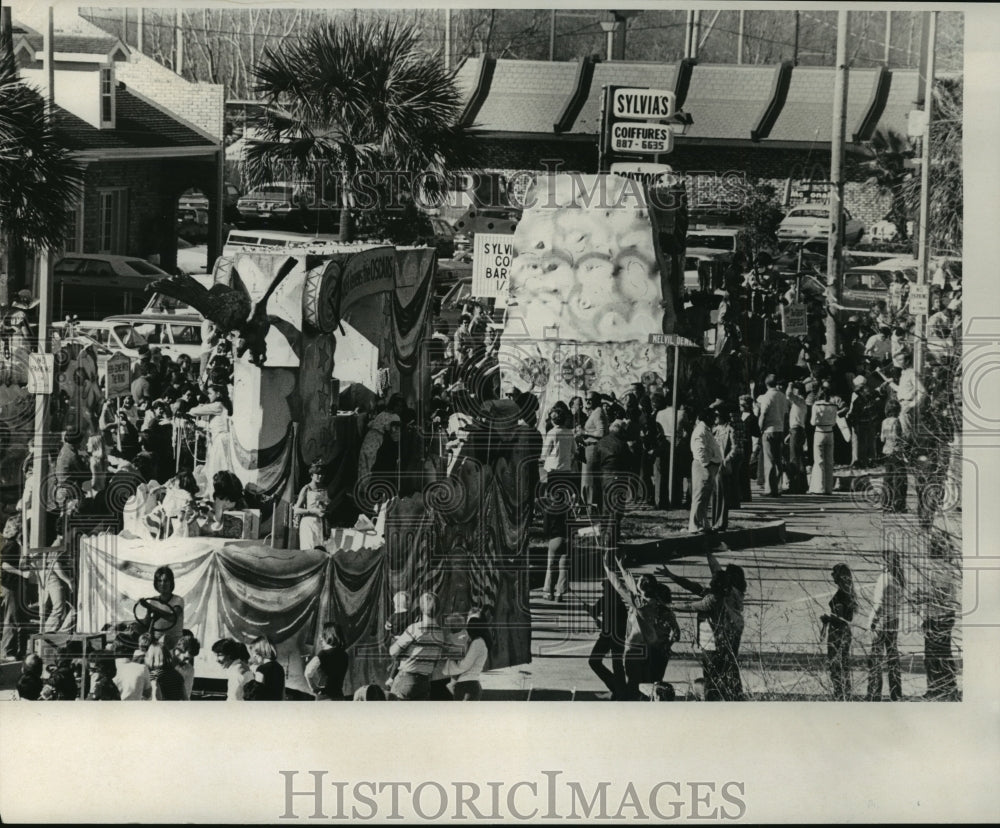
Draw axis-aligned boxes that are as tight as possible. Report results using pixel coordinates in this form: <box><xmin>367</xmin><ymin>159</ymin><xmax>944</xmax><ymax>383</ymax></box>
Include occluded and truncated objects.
<box><xmin>498</xmin><ymin>172</ymin><xmax>693</xmax><ymax>416</ymax></box>
<box><xmin>75</xmin><ymin>241</ymin><xmax>534</xmax><ymax>694</ymax></box>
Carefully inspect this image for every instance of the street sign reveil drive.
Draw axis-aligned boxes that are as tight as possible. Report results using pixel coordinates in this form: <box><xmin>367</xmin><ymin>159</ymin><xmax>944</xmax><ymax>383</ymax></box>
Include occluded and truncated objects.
<box><xmin>611</xmin><ymin>122</ymin><xmax>674</xmax><ymax>155</ymax></box>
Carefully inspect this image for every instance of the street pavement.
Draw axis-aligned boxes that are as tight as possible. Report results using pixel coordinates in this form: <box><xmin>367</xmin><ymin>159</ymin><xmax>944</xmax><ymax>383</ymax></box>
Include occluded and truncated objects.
<box><xmin>1</xmin><ymin>477</ymin><xmax>959</xmax><ymax>702</ymax></box>
<box><xmin>482</xmin><ymin>485</ymin><xmax>961</xmax><ymax>702</ymax></box>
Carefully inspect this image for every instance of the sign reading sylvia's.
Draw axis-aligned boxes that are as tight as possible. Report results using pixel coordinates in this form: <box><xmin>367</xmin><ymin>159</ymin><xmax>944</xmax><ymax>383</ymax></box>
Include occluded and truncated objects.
<box><xmin>612</xmin><ymin>88</ymin><xmax>676</xmax><ymax>120</ymax></box>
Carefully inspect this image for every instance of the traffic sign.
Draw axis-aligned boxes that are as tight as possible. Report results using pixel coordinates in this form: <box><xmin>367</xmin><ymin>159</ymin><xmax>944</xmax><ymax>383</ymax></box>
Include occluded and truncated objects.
<box><xmin>612</xmin><ymin>88</ymin><xmax>675</xmax><ymax>120</ymax></box>
<box><xmin>783</xmin><ymin>303</ymin><xmax>808</xmax><ymax>336</ymax></box>
<box><xmin>909</xmin><ymin>284</ymin><xmax>930</xmax><ymax>316</ymax></box>
<box><xmin>27</xmin><ymin>353</ymin><xmax>54</xmax><ymax>395</ymax></box>
<box><xmin>648</xmin><ymin>333</ymin><xmax>700</xmax><ymax>348</ymax></box>
<box><xmin>106</xmin><ymin>352</ymin><xmax>132</xmax><ymax>398</ymax></box>
<box><xmin>611</xmin><ymin>122</ymin><xmax>673</xmax><ymax>155</ymax></box>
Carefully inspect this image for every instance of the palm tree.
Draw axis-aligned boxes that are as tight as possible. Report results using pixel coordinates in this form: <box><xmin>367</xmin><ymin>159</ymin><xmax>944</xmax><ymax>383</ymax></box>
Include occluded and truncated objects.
<box><xmin>902</xmin><ymin>77</ymin><xmax>962</xmax><ymax>257</ymax></box>
<box><xmin>245</xmin><ymin>18</ymin><xmax>479</xmax><ymax>242</ymax></box>
<box><xmin>861</xmin><ymin>127</ymin><xmax>913</xmax><ymax>243</ymax></box>
<box><xmin>0</xmin><ymin>47</ymin><xmax>83</xmax><ymax>303</ymax></box>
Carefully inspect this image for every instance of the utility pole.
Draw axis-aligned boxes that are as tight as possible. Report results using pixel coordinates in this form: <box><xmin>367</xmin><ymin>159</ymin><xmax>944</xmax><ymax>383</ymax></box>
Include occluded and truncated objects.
<box><xmin>691</xmin><ymin>10</ymin><xmax>702</xmax><ymax>60</ymax></box>
<box><xmin>793</xmin><ymin>11</ymin><xmax>800</xmax><ymax>65</ymax></box>
<box><xmin>824</xmin><ymin>10</ymin><xmax>849</xmax><ymax>359</ymax></box>
<box><xmin>737</xmin><ymin>10</ymin><xmax>745</xmax><ymax>64</ymax></box>
<box><xmin>884</xmin><ymin>11</ymin><xmax>892</xmax><ymax>66</ymax></box>
<box><xmin>685</xmin><ymin>10</ymin><xmax>693</xmax><ymax>59</ymax></box>
<box><xmin>175</xmin><ymin>8</ymin><xmax>183</xmax><ymax>76</ymax></box>
<box><xmin>913</xmin><ymin>10</ymin><xmax>937</xmax><ymax>381</ymax></box>
<box><xmin>549</xmin><ymin>9</ymin><xmax>556</xmax><ymax>61</ymax></box>
<box><xmin>137</xmin><ymin>8</ymin><xmax>143</xmax><ymax>54</ymax></box>
<box><xmin>29</xmin><ymin>7</ymin><xmax>56</xmax><ymax>551</ymax></box>
<box><xmin>443</xmin><ymin>8</ymin><xmax>452</xmax><ymax>70</ymax></box>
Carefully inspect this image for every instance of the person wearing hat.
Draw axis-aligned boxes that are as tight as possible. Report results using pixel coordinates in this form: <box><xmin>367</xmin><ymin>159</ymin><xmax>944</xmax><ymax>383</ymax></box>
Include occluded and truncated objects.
<box><xmin>293</xmin><ymin>462</ymin><xmax>330</xmax><ymax>548</ymax></box>
<box><xmin>846</xmin><ymin>375</ymin><xmax>880</xmax><ymax>468</ymax></box>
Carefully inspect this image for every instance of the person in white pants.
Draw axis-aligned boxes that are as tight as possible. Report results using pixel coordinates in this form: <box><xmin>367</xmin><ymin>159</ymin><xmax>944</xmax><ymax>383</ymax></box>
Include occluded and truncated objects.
<box><xmin>689</xmin><ymin>408</ymin><xmax>723</xmax><ymax>533</ymax></box>
<box><xmin>809</xmin><ymin>388</ymin><xmax>839</xmax><ymax>494</ymax></box>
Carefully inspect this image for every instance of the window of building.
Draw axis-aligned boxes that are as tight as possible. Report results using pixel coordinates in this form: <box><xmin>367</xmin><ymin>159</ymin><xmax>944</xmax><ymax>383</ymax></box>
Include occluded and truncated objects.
<box><xmin>100</xmin><ymin>67</ymin><xmax>114</xmax><ymax>127</ymax></box>
<box><xmin>64</xmin><ymin>203</ymin><xmax>84</xmax><ymax>253</ymax></box>
<box><xmin>98</xmin><ymin>188</ymin><xmax>128</xmax><ymax>253</ymax></box>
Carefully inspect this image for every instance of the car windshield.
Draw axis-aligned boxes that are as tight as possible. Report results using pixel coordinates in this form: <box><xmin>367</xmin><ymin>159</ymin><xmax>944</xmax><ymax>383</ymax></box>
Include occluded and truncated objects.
<box><xmin>790</xmin><ymin>208</ymin><xmax>829</xmax><ymax>219</ymax></box>
<box><xmin>114</xmin><ymin>324</ymin><xmax>147</xmax><ymax>348</ymax></box>
<box><xmin>145</xmin><ymin>294</ymin><xmax>194</xmax><ymax>314</ymax></box>
<box><xmin>126</xmin><ymin>260</ymin><xmax>164</xmax><ymax>276</ymax></box>
<box><xmin>251</xmin><ymin>187</ymin><xmax>296</xmax><ymax>200</ymax></box>
<box><xmin>686</xmin><ymin>234</ymin><xmax>735</xmax><ymax>251</ymax></box>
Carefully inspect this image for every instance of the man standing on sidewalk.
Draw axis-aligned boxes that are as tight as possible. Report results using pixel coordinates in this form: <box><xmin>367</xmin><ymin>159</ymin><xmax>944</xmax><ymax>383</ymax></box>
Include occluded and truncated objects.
<box><xmin>689</xmin><ymin>408</ymin><xmax>723</xmax><ymax>534</ymax></box>
<box><xmin>867</xmin><ymin>552</ymin><xmax>904</xmax><ymax>701</ymax></box>
<box><xmin>785</xmin><ymin>382</ymin><xmax>808</xmax><ymax>493</ymax></box>
<box><xmin>757</xmin><ymin>375</ymin><xmax>789</xmax><ymax>497</ymax></box>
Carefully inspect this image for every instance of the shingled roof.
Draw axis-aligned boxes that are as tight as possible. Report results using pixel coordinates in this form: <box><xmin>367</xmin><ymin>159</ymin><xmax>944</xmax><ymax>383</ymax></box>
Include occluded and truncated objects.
<box><xmin>18</xmin><ymin>32</ymin><xmax>124</xmax><ymax>56</ymax></box>
<box><xmin>53</xmin><ymin>85</ymin><xmax>216</xmax><ymax>152</ymax></box>
<box><xmin>681</xmin><ymin>64</ymin><xmax>776</xmax><ymax>141</ymax></box>
<box><xmin>473</xmin><ymin>59</ymin><xmax>580</xmax><ymax>133</ymax></box>
<box><xmin>569</xmin><ymin>61</ymin><xmax>677</xmax><ymax>135</ymax></box>
<box><xmin>451</xmin><ymin>58</ymin><xmax>920</xmax><ymax>147</ymax></box>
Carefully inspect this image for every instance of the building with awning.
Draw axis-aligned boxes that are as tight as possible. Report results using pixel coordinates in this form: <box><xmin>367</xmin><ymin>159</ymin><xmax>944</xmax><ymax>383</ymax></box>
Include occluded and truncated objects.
<box><xmin>452</xmin><ymin>56</ymin><xmax>920</xmax><ymax>226</ymax></box>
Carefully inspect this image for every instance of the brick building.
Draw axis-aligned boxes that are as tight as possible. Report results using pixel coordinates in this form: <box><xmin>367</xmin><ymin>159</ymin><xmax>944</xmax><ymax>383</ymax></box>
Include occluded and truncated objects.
<box><xmin>11</xmin><ymin>8</ymin><xmax>225</xmax><ymax>273</ymax></box>
<box><xmin>452</xmin><ymin>56</ymin><xmax>918</xmax><ymax>228</ymax></box>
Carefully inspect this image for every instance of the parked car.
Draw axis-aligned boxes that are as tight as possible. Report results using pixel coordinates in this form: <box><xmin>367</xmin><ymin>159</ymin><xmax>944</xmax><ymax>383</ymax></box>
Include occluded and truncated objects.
<box><xmin>683</xmin><ymin>226</ymin><xmax>750</xmax><ymax>290</ymax></box>
<box><xmin>54</xmin><ymin>254</ymin><xmax>171</xmax><ymax>319</ymax></box>
<box><xmin>51</xmin><ymin>319</ymin><xmax>148</xmax><ymax>362</ymax></box>
<box><xmin>142</xmin><ymin>271</ymin><xmax>215</xmax><ymax>315</ymax></box>
<box><xmin>839</xmin><ymin>256</ymin><xmax>918</xmax><ymax>312</ymax></box>
<box><xmin>103</xmin><ymin>313</ymin><xmax>206</xmax><ymax>363</ymax></box>
<box><xmin>235</xmin><ymin>182</ymin><xmax>339</xmax><ymax>232</ymax></box>
<box><xmin>777</xmin><ymin>204</ymin><xmax>864</xmax><ymax>246</ymax></box>
<box><xmin>175</xmin><ymin>238</ymin><xmax>211</xmax><ymax>277</ymax></box>
<box><xmin>179</xmin><ymin>183</ymin><xmax>242</xmax><ymax>222</ymax></box>
<box><xmin>222</xmin><ymin>228</ymin><xmax>340</xmax><ymax>258</ymax></box>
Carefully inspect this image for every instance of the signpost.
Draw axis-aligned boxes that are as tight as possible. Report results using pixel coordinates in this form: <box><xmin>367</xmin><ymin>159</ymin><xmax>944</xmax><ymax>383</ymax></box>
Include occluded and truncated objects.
<box><xmin>611</xmin><ymin>122</ymin><xmax>674</xmax><ymax>155</ymax></box>
<box><xmin>602</xmin><ymin>85</ymin><xmax>681</xmax><ymax>171</ymax></box>
<box><xmin>612</xmin><ymin>87</ymin><xmax>676</xmax><ymax>120</ymax></box>
<box><xmin>782</xmin><ymin>302</ymin><xmax>809</xmax><ymax>336</ymax></box>
<box><xmin>26</xmin><ymin>353</ymin><xmax>55</xmax><ymax>396</ymax></box>
<box><xmin>106</xmin><ymin>352</ymin><xmax>132</xmax><ymax>398</ymax></box>
<box><xmin>909</xmin><ymin>283</ymin><xmax>930</xmax><ymax>316</ymax></box>
<box><xmin>472</xmin><ymin>232</ymin><xmax>514</xmax><ymax>300</ymax></box>
<box><xmin>609</xmin><ymin>162</ymin><xmax>675</xmax><ymax>187</ymax></box>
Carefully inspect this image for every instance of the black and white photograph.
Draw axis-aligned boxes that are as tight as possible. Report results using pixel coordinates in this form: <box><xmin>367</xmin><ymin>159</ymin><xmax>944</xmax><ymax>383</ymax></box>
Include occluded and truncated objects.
<box><xmin>0</xmin><ymin>1</ymin><xmax>997</xmax><ymax>823</ymax></box>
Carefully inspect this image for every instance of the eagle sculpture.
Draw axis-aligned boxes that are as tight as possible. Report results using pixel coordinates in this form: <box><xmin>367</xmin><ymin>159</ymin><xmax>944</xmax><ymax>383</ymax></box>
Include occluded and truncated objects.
<box><xmin>150</xmin><ymin>256</ymin><xmax>298</xmax><ymax>367</ymax></box>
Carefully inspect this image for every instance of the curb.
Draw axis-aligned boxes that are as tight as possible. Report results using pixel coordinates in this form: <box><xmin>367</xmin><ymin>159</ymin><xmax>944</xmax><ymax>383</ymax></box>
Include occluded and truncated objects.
<box><xmin>620</xmin><ymin>519</ymin><xmax>787</xmax><ymax>564</ymax></box>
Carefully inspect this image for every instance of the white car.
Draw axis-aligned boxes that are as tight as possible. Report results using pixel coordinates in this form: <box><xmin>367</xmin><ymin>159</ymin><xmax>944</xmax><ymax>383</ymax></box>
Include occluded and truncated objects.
<box><xmin>51</xmin><ymin>320</ymin><xmax>148</xmax><ymax>362</ymax></box>
<box><xmin>175</xmin><ymin>238</ymin><xmax>211</xmax><ymax>276</ymax></box>
<box><xmin>777</xmin><ymin>205</ymin><xmax>865</xmax><ymax>246</ymax></box>
<box><xmin>103</xmin><ymin>313</ymin><xmax>206</xmax><ymax>363</ymax></box>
